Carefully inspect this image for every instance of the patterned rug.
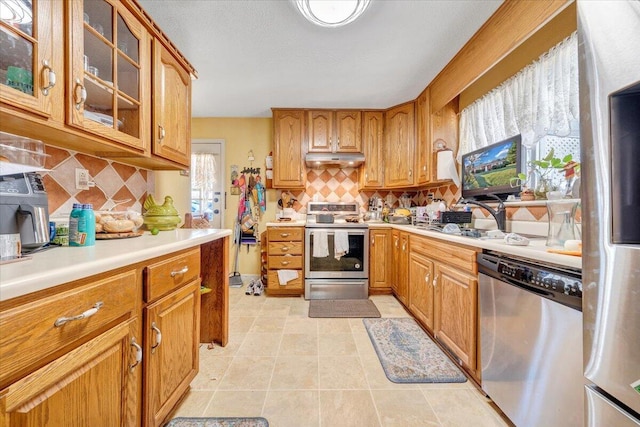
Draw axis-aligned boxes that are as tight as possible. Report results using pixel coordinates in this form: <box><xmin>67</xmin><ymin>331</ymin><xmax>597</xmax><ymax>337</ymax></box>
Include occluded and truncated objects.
<box><xmin>363</xmin><ymin>317</ymin><xmax>467</xmax><ymax>383</ymax></box>
<box><xmin>308</xmin><ymin>299</ymin><xmax>381</xmax><ymax>318</ymax></box>
<box><xmin>165</xmin><ymin>417</ymin><xmax>269</xmax><ymax>427</ymax></box>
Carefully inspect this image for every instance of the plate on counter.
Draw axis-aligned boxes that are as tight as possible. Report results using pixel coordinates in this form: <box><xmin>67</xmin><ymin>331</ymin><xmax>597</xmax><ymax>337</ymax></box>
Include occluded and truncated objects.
<box><xmin>96</xmin><ymin>230</ymin><xmax>144</xmax><ymax>239</ymax></box>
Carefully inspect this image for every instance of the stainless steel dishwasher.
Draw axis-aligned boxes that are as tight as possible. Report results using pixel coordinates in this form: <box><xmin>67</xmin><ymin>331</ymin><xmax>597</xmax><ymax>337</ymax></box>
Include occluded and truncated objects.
<box><xmin>478</xmin><ymin>251</ymin><xmax>583</xmax><ymax>427</ymax></box>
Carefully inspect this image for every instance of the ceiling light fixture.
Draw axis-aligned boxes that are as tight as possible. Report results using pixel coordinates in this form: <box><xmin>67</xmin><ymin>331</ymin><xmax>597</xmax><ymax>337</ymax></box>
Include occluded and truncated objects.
<box><xmin>295</xmin><ymin>0</ymin><xmax>371</xmax><ymax>28</ymax></box>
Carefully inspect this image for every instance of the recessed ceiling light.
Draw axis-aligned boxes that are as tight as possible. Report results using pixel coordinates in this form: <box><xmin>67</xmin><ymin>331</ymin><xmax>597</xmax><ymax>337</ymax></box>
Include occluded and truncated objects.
<box><xmin>294</xmin><ymin>0</ymin><xmax>371</xmax><ymax>28</ymax></box>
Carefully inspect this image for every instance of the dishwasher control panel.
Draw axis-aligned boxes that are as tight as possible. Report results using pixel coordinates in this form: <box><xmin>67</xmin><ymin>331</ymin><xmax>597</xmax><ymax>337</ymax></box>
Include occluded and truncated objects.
<box><xmin>497</xmin><ymin>260</ymin><xmax>582</xmax><ymax>298</ymax></box>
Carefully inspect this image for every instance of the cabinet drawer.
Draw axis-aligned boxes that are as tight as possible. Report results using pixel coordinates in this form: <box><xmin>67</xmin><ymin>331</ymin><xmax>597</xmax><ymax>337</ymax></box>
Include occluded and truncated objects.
<box><xmin>267</xmin><ymin>270</ymin><xmax>303</xmax><ymax>290</ymax></box>
<box><xmin>145</xmin><ymin>248</ymin><xmax>200</xmax><ymax>302</ymax></box>
<box><xmin>267</xmin><ymin>227</ymin><xmax>303</xmax><ymax>242</ymax></box>
<box><xmin>0</xmin><ymin>270</ymin><xmax>139</xmax><ymax>388</ymax></box>
<box><xmin>268</xmin><ymin>255</ymin><xmax>303</xmax><ymax>270</ymax></box>
<box><xmin>410</xmin><ymin>234</ymin><xmax>478</xmax><ymax>273</ymax></box>
<box><xmin>268</xmin><ymin>241</ymin><xmax>303</xmax><ymax>255</ymax></box>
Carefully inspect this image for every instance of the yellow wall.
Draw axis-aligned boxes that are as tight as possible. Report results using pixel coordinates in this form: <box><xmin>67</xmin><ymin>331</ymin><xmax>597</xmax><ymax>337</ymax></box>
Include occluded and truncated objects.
<box><xmin>192</xmin><ymin>117</ymin><xmax>276</xmax><ymax>276</ymax></box>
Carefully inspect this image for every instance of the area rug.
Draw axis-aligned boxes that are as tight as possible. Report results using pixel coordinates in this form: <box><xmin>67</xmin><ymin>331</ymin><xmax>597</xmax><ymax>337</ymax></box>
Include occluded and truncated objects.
<box><xmin>308</xmin><ymin>299</ymin><xmax>381</xmax><ymax>318</ymax></box>
<box><xmin>363</xmin><ymin>317</ymin><xmax>467</xmax><ymax>383</ymax></box>
<box><xmin>165</xmin><ymin>417</ymin><xmax>269</xmax><ymax>427</ymax></box>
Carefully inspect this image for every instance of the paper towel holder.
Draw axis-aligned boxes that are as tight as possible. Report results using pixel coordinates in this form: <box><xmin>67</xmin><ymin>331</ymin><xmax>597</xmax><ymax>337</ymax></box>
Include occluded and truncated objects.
<box><xmin>434</xmin><ymin>139</ymin><xmax>448</xmax><ymax>151</ymax></box>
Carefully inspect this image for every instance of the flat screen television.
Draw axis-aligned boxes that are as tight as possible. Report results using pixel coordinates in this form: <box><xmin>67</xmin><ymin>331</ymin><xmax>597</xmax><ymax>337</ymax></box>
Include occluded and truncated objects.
<box><xmin>461</xmin><ymin>134</ymin><xmax>522</xmax><ymax>200</ymax></box>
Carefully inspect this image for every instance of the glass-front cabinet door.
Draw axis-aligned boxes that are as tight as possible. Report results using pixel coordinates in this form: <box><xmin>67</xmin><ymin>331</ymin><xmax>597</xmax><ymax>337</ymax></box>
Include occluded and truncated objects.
<box><xmin>0</xmin><ymin>0</ymin><xmax>60</xmax><ymax>116</ymax></box>
<box><xmin>67</xmin><ymin>0</ymin><xmax>149</xmax><ymax>152</ymax></box>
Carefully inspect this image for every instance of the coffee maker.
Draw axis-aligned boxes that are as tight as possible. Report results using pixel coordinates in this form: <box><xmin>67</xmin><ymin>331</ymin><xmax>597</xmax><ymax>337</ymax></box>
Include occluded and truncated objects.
<box><xmin>0</xmin><ymin>172</ymin><xmax>50</xmax><ymax>254</ymax></box>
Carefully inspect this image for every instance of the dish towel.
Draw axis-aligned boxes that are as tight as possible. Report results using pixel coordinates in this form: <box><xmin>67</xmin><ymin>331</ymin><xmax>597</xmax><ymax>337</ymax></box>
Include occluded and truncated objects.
<box><xmin>277</xmin><ymin>269</ymin><xmax>298</xmax><ymax>286</ymax></box>
<box><xmin>334</xmin><ymin>230</ymin><xmax>350</xmax><ymax>260</ymax></box>
<box><xmin>313</xmin><ymin>230</ymin><xmax>329</xmax><ymax>258</ymax></box>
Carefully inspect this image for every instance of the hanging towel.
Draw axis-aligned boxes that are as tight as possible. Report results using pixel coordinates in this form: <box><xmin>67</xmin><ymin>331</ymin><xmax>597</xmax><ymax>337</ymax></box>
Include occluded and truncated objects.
<box><xmin>312</xmin><ymin>230</ymin><xmax>329</xmax><ymax>258</ymax></box>
<box><xmin>334</xmin><ymin>230</ymin><xmax>350</xmax><ymax>260</ymax></box>
<box><xmin>277</xmin><ymin>269</ymin><xmax>298</xmax><ymax>286</ymax></box>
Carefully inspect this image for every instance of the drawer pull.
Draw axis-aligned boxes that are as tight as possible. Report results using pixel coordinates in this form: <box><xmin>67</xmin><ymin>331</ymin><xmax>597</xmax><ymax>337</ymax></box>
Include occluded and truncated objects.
<box><xmin>41</xmin><ymin>59</ymin><xmax>56</xmax><ymax>96</ymax></box>
<box><xmin>280</xmin><ymin>261</ymin><xmax>290</xmax><ymax>266</ymax></box>
<box><xmin>151</xmin><ymin>322</ymin><xmax>162</xmax><ymax>353</ymax></box>
<box><xmin>280</xmin><ymin>246</ymin><xmax>289</xmax><ymax>252</ymax></box>
<box><xmin>54</xmin><ymin>301</ymin><xmax>103</xmax><ymax>327</ymax></box>
<box><xmin>280</xmin><ymin>233</ymin><xmax>290</xmax><ymax>237</ymax></box>
<box><xmin>170</xmin><ymin>266</ymin><xmax>189</xmax><ymax>277</ymax></box>
<box><xmin>130</xmin><ymin>337</ymin><xmax>142</xmax><ymax>371</ymax></box>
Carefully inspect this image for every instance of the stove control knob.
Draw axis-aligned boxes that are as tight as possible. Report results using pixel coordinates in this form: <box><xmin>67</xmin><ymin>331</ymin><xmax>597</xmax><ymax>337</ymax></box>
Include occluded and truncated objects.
<box><xmin>355</xmin><ymin>263</ymin><xmax>360</xmax><ymax>269</ymax></box>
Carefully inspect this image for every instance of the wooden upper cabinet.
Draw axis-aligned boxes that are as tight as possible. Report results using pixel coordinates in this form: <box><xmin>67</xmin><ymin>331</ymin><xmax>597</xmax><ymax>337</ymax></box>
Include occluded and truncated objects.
<box><xmin>384</xmin><ymin>102</ymin><xmax>416</xmax><ymax>188</ymax></box>
<box><xmin>273</xmin><ymin>109</ymin><xmax>306</xmax><ymax>188</ymax></box>
<box><xmin>67</xmin><ymin>0</ymin><xmax>151</xmax><ymax>153</ymax></box>
<box><xmin>0</xmin><ymin>0</ymin><xmax>62</xmax><ymax>119</ymax></box>
<box><xmin>334</xmin><ymin>110</ymin><xmax>362</xmax><ymax>152</ymax></box>
<box><xmin>308</xmin><ymin>110</ymin><xmax>333</xmax><ymax>152</ymax></box>
<box><xmin>416</xmin><ymin>88</ymin><xmax>431</xmax><ymax>185</ymax></box>
<box><xmin>152</xmin><ymin>39</ymin><xmax>191</xmax><ymax>167</ymax></box>
<box><xmin>361</xmin><ymin>111</ymin><xmax>384</xmax><ymax>188</ymax></box>
<box><xmin>308</xmin><ymin>110</ymin><xmax>362</xmax><ymax>153</ymax></box>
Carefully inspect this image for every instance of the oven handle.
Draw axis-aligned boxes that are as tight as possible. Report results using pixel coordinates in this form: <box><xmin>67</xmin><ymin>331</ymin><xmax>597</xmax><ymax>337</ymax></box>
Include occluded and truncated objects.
<box><xmin>306</xmin><ymin>229</ymin><xmax>368</xmax><ymax>236</ymax></box>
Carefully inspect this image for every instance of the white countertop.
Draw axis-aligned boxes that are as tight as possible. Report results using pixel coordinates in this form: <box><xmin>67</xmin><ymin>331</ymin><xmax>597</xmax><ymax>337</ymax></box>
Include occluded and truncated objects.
<box><xmin>266</xmin><ymin>220</ymin><xmax>581</xmax><ymax>270</ymax></box>
<box><xmin>0</xmin><ymin>228</ymin><xmax>232</xmax><ymax>302</ymax></box>
<box><xmin>265</xmin><ymin>220</ymin><xmax>307</xmax><ymax>227</ymax></box>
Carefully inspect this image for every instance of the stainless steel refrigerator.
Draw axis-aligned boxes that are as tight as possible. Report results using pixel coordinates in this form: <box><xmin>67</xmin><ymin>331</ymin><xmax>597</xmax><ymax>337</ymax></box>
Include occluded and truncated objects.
<box><xmin>578</xmin><ymin>1</ymin><xmax>640</xmax><ymax>426</ymax></box>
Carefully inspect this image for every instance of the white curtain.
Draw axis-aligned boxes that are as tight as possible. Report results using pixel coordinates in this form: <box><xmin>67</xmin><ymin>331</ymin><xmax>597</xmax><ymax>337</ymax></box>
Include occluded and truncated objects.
<box><xmin>459</xmin><ymin>32</ymin><xmax>579</xmax><ymax>158</ymax></box>
<box><xmin>191</xmin><ymin>153</ymin><xmax>217</xmax><ymax>215</ymax></box>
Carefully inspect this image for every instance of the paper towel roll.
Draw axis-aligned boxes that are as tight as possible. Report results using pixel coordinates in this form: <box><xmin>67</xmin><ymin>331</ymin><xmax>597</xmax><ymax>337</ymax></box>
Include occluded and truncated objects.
<box><xmin>436</xmin><ymin>150</ymin><xmax>461</xmax><ymax>187</ymax></box>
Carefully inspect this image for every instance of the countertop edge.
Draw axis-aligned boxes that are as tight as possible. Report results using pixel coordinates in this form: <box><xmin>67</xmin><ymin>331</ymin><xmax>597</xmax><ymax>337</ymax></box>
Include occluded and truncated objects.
<box><xmin>0</xmin><ymin>229</ymin><xmax>232</xmax><ymax>302</ymax></box>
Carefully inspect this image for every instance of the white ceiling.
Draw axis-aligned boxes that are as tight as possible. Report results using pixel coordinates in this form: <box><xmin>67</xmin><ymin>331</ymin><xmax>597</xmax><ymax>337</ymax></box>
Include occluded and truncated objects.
<box><xmin>137</xmin><ymin>0</ymin><xmax>503</xmax><ymax>118</ymax></box>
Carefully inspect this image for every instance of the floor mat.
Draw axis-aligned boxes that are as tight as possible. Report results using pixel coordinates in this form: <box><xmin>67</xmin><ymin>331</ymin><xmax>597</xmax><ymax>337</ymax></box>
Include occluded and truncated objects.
<box><xmin>363</xmin><ymin>317</ymin><xmax>467</xmax><ymax>383</ymax></box>
<box><xmin>308</xmin><ymin>299</ymin><xmax>381</xmax><ymax>318</ymax></box>
<box><xmin>165</xmin><ymin>417</ymin><xmax>269</xmax><ymax>427</ymax></box>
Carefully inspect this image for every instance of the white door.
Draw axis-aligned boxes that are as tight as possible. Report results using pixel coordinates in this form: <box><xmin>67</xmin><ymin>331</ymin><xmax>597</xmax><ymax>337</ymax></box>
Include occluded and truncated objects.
<box><xmin>191</xmin><ymin>139</ymin><xmax>225</xmax><ymax>229</ymax></box>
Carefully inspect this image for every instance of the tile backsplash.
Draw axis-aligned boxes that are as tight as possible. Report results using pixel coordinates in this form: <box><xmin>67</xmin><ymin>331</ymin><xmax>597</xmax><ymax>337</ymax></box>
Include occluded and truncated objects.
<box><xmin>283</xmin><ymin>167</ymin><xmax>572</xmax><ymax>227</ymax></box>
<box><xmin>42</xmin><ymin>145</ymin><xmax>154</xmax><ymax>218</ymax></box>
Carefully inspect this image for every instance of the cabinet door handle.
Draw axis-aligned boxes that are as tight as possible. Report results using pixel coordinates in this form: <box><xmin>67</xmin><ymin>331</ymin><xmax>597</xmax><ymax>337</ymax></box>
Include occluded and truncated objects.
<box><xmin>54</xmin><ymin>302</ymin><xmax>103</xmax><ymax>327</ymax></box>
<box><xmin>74</xmin><ymin>79</ymin><xmax>86</xmax><ymax>110</ymax></box>
<box><xmin>433</xmin><ymin>274</ymin><xmax>439</xmax><ymax>288</ymax></box>
<box><xmin>337</xmin><ymin>136</ymin><xmax>340</xmax><ymax>148</ymax></box>
<box><xmin>423</xmin><ymin>165</ymin><xmax>427</xmax><ymax>172</ymax></box>
<box><xmin>402</xmin><ymin>242</ymin><xmax>406</xmax><ymax>251</ymax></box>
<box><xmin>41</xmin><ymin>60</ymin><xmax>56</xmax><ymax>96</ymax></box>
<box><xmin>395</xmin><ymin>240</ymin><xmax>399</xmax><ymax>248</ymax></box>
<box><xmin>281</xmin><ymin>246</ymin><xmax>289</xmax><ymax>252</ymax></box>
<box><xmin>158</xmin><ymin>125</ymin><xmax>166</xmax><ymax>141</ymax></box>
<box><xmin>170</xmin><ymin>266</ymin><xmax>189</xmax><ymax>277</ymax></box>
<box><xmin>425</xmin><ymin>274</ymin><xmax>430</xmax><ymax>283</ymax></box>
<box><xmin>151</xmin><ymin>322</ymin><xmax>162</xmax><ymax>353</ymax></box>
<box><xmin>408</xmin><ymin>169</ymin><xmax>413</xmax><ymax>178</ymax></box>
<box><xmin>130</xmin><ymin>337</ymin><xmax>142</xmax><ymax>372</ymax></box>
<box><xmin>371</xmin><ymin>237</ymin><xmax>374</xmax><ymax>245</ymax></box>
<box><xmin>280</xmin><ymin>233</ymin><xmax>290</xmax><ymax>237</ymax></box>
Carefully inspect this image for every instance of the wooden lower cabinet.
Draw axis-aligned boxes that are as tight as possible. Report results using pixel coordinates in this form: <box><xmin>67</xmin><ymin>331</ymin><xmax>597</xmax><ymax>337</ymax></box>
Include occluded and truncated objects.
<box><xmin>265</xmin><ymin>226</ymin><xmax>304</xmax><ymax>296</ymax></box>
<box><xmin>0</xmin><ymin>318</ymin><xmax>141</xmax><ymax>427</ymax></box>
<box><xmin>408</xmin><ymin>251</ymin><xmax>435</xmax><ymax>331</ymax></box>
<box><xmin>369</xmin><ymin>228</ymin><xmax>391</xmax><ymax>292</ymax></box>
<box><xmin>144</xmin><ymin>280</ymin><xmax>200</xmax><ymax>427</ymax></box>
<box><xmin>391</xmin><ymin>230</ymin><xmax>409</xmax><ymax>305</ymax></box>
<box><xmin>407</xmin><ymin>234</ymin><xmax>479</xmax><ymax>378</ymax></box>
<box><xmin>433</xmin><ymin>263</ymin><xmax>478</xmax><ymax>371</ymax></box>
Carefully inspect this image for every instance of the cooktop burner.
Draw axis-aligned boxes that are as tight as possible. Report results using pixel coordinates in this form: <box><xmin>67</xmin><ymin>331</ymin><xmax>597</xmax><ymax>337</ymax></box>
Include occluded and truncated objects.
<box><xmin>305</xmin><ymin>202</ymin><xmax>366</xmax><ymax>228</ymax></box>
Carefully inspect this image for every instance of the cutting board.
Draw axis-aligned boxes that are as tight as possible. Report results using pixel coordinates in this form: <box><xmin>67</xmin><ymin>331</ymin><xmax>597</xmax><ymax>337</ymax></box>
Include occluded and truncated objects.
<box><xmin>546</xmin><ymin>248</ymin><xmax>581</xmax><ymax>257</ymax></box>
<box><xmin>95</xmin><ymin>230</ymin><xmax>144</xmax><ymax>240</ymax></box>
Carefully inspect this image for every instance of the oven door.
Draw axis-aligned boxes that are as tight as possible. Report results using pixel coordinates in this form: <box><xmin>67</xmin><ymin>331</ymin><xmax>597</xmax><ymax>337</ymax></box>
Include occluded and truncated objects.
<box><xmin>304</xmin><ymin>227</ymin><xmax>369</xmax><ymax>279</ymax></box>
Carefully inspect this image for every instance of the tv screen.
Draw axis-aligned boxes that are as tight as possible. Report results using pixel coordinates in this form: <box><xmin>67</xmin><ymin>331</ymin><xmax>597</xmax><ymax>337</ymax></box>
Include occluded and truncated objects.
<box><xmin>461</xmin><ymin>135</ymin><xmax>522</xmax><ymax>200</ymax></box>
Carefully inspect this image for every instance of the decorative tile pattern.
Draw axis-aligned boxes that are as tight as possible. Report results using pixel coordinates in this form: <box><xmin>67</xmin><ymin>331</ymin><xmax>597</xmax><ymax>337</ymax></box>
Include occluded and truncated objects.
<box><xmin>42</xmin><ymin>145</ymin><xmax>153</xmax><ymax>218</ymax></box>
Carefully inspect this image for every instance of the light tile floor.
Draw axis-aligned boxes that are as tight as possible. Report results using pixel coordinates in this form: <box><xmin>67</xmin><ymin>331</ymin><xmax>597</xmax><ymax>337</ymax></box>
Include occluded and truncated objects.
<box><xmin>172</xmin><ymin>286</ymin><xmax>512</xmax><ymax>427</ymax></box>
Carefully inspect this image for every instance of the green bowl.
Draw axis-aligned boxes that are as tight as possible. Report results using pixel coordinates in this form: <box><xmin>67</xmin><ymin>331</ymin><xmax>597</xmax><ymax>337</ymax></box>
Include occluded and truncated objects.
<box><xmin>143</xmin><ymin>215</ymin><xmax>181</xmax><ymax>231</ymax></box>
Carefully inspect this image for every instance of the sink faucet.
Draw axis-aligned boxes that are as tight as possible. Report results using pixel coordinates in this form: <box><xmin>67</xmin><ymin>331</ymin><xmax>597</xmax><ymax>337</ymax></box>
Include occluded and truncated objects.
<box><xmin>458</xmin><ymin>194</ymin><xmax>507</xmax><ymax>232</ymax></box>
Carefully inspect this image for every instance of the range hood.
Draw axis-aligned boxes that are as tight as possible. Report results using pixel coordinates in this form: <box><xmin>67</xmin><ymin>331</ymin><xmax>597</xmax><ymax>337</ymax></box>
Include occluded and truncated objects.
<box><xmin>304</xmin><ymin>152</ymin><xmax>365</xmax><ymax>168</ymax></box>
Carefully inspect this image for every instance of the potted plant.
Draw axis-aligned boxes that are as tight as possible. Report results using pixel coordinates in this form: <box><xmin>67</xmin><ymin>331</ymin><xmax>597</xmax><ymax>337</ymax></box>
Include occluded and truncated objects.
<box><xmin>518</xmin><ymin>149</ymin><xmax>580</xmax><ymax>200</ymax></box>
